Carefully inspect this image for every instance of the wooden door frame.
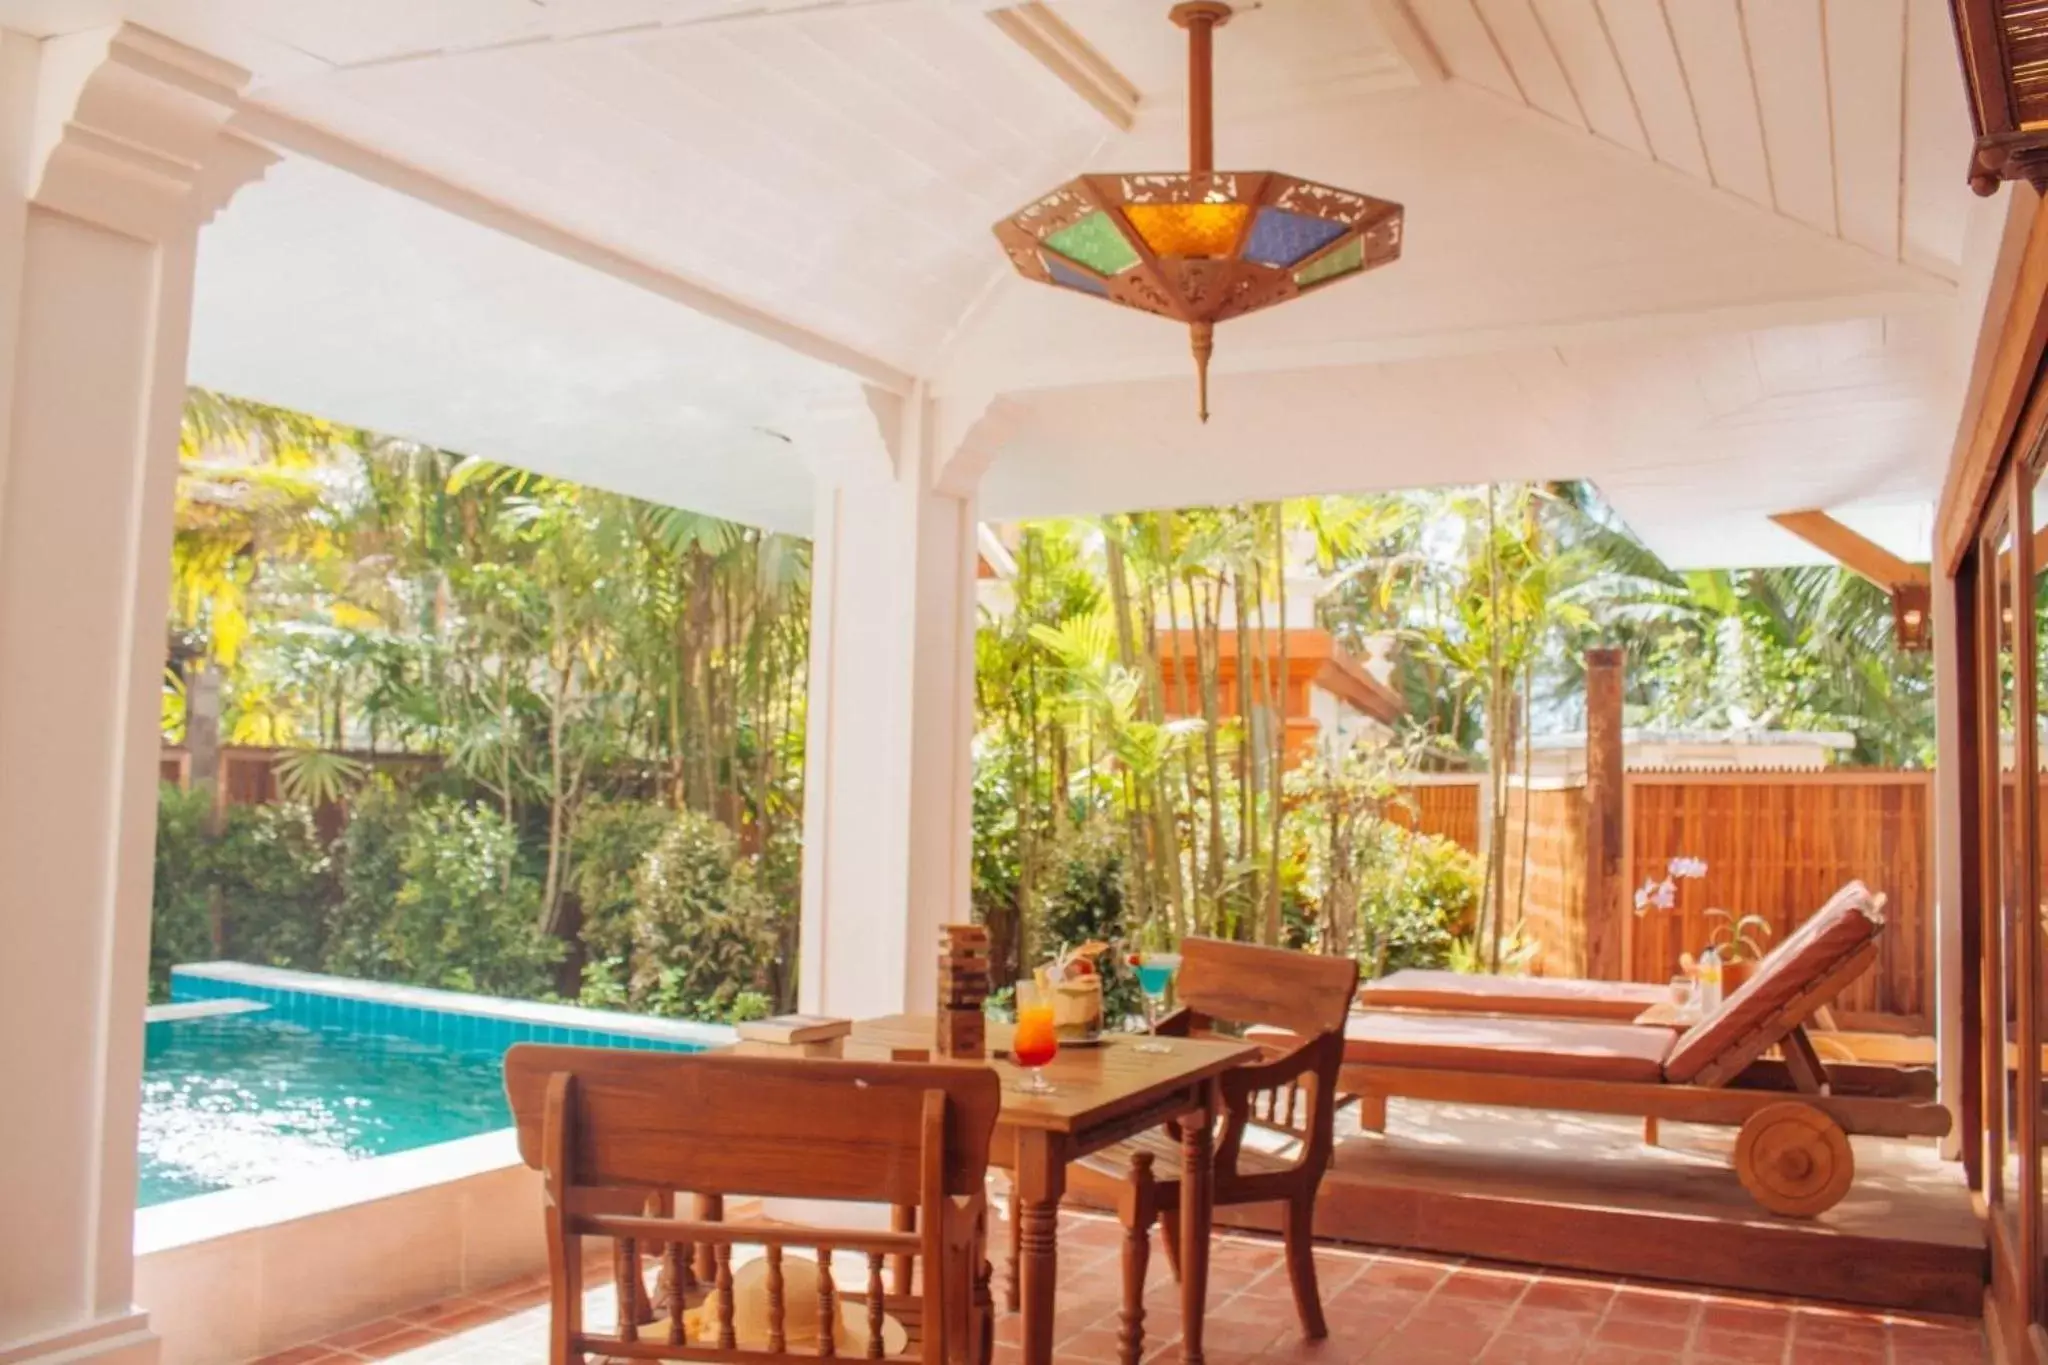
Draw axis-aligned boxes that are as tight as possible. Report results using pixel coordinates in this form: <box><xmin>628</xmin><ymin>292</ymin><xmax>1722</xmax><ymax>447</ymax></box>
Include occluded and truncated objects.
<box><xmin>1977</xmin><ymin>488</ymin><xmax>2011</xmax><ymax>1221</ymax></box>
<box><xmin>1975</xmin><ymin>462</ymin><xmax>2044</xmax><ymax>1359</ymax></box>
<box><xmin>1957</xmin><ymin>544</ymin><xmax>1985</xmax><ymax>1195</ymax></box>
<box><xmin>2019</xmin><ymin>448</ymin><xmax>2048</xmax><ymax>1342</ymax></box>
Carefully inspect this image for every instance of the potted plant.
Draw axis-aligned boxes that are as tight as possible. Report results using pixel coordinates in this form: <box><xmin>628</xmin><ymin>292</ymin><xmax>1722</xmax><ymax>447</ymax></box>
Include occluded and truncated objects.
<box><xmin>1637</xmin><ymin>855</ymin><xmax>1777</xmax><ymax>995</ymax></box>
<box><xmin>1705</xmin><ymin>908</ymin><xmax>1775</xmax><ymax>992</ymax></box>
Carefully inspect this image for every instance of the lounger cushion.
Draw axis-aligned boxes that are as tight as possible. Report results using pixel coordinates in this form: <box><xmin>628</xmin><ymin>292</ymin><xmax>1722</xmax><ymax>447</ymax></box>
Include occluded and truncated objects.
<box><xmin>1358</xmin><ymin>969</ymin><xmax>1667</xmax><ymax>1021</ymax></box>
<box><xmin>1662</xmin><ymin>881</ymin><xmax>1884</xmax><ymax>1085</ymax></box>
<box><xmin>1344</xmin><ymin>1011</ymin><xmax>1675</xmax><ymax>1083</ymax></box>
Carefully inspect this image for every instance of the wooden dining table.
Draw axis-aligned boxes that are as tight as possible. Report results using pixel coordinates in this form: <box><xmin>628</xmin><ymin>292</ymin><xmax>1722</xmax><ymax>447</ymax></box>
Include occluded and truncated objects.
<box><xmin>847</xmin><ymin>1014</ymin><xmax>1261</xmax><ymax>1365</ymax></box>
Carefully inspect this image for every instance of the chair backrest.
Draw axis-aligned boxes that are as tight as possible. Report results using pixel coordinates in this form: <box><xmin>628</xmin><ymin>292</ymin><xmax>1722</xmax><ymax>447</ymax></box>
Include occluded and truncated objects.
<box><xmin>506</xmin><ymin>1046</ymin><xmax>999</xmax><ymax>1203</ymax></box>
<box><xmin>1661</xmin><ymin>882</ymin><xmax>1886</xmax><ymax>1086</ymax></box>
<box><xmin>504</xmin><ymin>1046</ymin><xmax>1001</xmax><ymax>1365</ymax></box>
<box><xmin>1176</xmin><ymin>936</ymin><xmax>1360</xmax><ymax>1039</ymax></box>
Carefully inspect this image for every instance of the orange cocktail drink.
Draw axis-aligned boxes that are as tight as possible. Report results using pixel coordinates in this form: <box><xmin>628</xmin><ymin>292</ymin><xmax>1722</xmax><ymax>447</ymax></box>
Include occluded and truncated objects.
<box><xmin>1011</xmin><ymin>981</ymin><xmax>1060</xmax><ymax>1093</ymax></box>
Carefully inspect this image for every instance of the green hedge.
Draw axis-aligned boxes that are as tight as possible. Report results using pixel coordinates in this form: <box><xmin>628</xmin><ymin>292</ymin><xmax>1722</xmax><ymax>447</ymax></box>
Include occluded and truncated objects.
<box><xmin>148</xmin><ymin>781</ymin><xmax>785</xmax><ymax>1020</ymax></box>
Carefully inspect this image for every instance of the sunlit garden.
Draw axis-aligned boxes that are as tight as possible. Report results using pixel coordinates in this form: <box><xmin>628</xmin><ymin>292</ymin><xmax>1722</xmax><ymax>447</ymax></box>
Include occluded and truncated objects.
<box><xmin>152</xmin><ymin>390</ymin><xmax>1933</xmax><ymax>1026</ymax></box>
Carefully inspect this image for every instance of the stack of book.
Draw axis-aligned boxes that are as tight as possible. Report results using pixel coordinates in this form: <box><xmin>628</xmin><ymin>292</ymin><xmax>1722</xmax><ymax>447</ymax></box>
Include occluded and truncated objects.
<box><xmin>733</xmin><ymin>1014</ymin><xmax>852</xmax><ymax>1058</ymax></box>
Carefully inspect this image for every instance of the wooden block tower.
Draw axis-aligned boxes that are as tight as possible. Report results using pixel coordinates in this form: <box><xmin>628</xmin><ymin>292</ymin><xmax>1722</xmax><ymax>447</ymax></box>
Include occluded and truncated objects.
<box><xmin>936</xmin><ymin>923</ymin><xmax>990</xmax><ymax>1059</ymax></box>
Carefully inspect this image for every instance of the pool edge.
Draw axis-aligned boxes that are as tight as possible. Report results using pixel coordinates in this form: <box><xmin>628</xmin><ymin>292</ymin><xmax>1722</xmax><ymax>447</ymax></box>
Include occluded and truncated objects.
<box><xmin>135</xmin><ymin>1133</ymin><xmax>544</xmax><ymax>1365</ymax></box>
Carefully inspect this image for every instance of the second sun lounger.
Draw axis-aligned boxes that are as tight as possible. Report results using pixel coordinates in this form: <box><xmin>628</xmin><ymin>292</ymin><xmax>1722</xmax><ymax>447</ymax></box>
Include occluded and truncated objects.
<box><xmin>1339</xmin><ymin>882</ymin><xmax>1947</xmax><ymax>1218</ymax></box>
<box><xmin>1358</xmin><ymin>969</ymin><xmax>1668</xmax><ymax>1021</ymax></box>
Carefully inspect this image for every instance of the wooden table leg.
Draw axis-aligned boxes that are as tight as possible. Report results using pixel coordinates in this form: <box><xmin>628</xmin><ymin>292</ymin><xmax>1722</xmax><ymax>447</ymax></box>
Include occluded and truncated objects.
<box><xmin>1179</xmin><ymin>1088</ymin><xmax>1215</xmax><ymax>1365</ymax></box>
<box><xmin>1015</xmin><ymin>1129</ymin><xmax>1067</xmax><ymax>1365</ymax></box>
<box><xmin>890</xmin><ymin>1204</ymin><xmax>916</xmax><ymax>1296</ymax></box>
<box><xmin>692</xmin><ymin>1193</ymin><xmax>723</xmax><ymax>1284</ymax></box>
<box><xmin>1006</xmin><ymin>1183</ymin><xmax>1022</xmax><ymax>1313</ymax></box>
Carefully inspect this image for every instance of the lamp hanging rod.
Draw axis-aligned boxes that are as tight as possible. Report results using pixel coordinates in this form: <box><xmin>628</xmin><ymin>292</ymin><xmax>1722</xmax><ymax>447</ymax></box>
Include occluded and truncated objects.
<box><xmin>1171</xmin><ymin>2</ymin><xmax>1231</xmax><ymax>175</ymax></box>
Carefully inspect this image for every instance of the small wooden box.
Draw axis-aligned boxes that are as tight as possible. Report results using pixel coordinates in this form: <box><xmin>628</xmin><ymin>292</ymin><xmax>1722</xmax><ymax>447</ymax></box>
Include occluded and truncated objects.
<box><xmin>935</xmin><ymin>923</ymin><xmax>991</xmax><ymax>1059</ymax></box>
<box><xmin>936</xmin><ymin>1007</ymin><xmax>987</xmax><ymax>1060</ymax></box>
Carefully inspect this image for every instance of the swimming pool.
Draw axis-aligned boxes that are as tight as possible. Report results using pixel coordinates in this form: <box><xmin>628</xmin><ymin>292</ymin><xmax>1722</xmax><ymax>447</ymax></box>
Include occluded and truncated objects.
<box><xmin>143</xmin><ymin>964</ymin><xmax>728</xmax><ymax>1207</ymax></box>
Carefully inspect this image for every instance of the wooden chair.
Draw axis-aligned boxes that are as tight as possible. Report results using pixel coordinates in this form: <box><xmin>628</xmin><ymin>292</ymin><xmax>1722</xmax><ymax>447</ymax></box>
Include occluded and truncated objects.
<box><xmin>504</xmin><ymin>1045</ymin><xmax>1002</xmax><ymax>1365</ymax></box>
<box><xmin>1075</xmin><ymin>937</ymin><xmax>1360</xmax><ymax>1365</ymax></box>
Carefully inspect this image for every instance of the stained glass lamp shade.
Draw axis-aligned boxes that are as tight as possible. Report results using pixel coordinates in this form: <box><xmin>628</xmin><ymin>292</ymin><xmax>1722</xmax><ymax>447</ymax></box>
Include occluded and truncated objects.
<box><xmin>992</xmin><ymin>3</ymin><xmax>1403</xmax><ymax>421</ymax></box>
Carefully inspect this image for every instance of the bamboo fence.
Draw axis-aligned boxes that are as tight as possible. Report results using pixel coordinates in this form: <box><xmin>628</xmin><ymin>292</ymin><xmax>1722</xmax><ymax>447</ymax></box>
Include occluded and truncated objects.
<box><xmin>1395</xmin><ymin>770</ymin><xmax>1933</xmax><ymax>1029</ymax></box>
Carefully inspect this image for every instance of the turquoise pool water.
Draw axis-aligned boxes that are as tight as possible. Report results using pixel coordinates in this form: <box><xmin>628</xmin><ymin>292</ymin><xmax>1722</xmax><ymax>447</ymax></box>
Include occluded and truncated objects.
<box><xmin>139</xmin><ymin>1012</ymin><xmax>511</xmax><ymax>1206</ymax></box>
<box><xmin>141</xmin><ymin>965</ymin><xmax>720</xmax><ymax>1208</ymax></box>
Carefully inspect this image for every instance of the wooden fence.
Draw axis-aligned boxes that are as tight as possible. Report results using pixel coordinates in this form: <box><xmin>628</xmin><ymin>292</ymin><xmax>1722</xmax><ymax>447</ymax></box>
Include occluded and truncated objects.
<box><xmin>167</xmin><ymin>747</ymin><xmax>1933</xmax><ymax>1027</ymax></box>
<box><xmin>1393</xmin><ymin>769</ymin><xmax>1934</xmax><ymax>1030</ymax></box>
<box><xmin>1392</xmin><ymin>780</ymin><xmax>1484</xmax><ymax>852</ymax></box>
<box><xmin>1502</xmin><ymin>784</ymin><xmax>1587</xmax><ymax>977</ymax></box>
<box><xmin>1623</xmin><ymin>772</ymin><xmax>1932</xmax><ymax>1030</ymax></box>
<box><xmin>160</xmin><ymin>746</ymin><xmax>441</xmax><ymax>807</ymax></box>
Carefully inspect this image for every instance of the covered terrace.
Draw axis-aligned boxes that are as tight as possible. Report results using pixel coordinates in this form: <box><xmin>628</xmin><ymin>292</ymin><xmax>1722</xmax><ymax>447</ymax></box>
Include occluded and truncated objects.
<box><xmin>0</xmin><ymin>1</ymin><xmax>2017</xmax><ymax>1362</ymax></box>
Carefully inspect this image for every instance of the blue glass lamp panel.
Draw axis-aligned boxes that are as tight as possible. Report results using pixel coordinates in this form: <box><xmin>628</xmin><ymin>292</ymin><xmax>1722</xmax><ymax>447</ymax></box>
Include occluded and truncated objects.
<box><xmin>1244</xmin><ymin>208</ymin><xmax>1347</xmax><ymax>268</ymax></box>
<box><xmin>1045</xmin><ymin>255</ymin><xmax>1111</xmax><ymax>297</ymax></box>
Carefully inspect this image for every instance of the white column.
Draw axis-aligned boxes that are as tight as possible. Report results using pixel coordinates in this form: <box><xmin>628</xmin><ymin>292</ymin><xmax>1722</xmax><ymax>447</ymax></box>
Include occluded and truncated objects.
<box><xmin>796</xmin><ymin>385</ymin><xmax>985</xmax><ymax>1019</ymax></box>
<box><xmin>0</xmin><ymin>26</ymin><xmax>270</xmax><ymax>1362</ymax></box>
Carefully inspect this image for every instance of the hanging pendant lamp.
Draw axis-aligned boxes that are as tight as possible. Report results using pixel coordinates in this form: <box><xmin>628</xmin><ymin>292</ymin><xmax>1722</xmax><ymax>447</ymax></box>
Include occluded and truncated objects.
<box><xmin>992</xmin><ymin>2</ymin><xmax>1404</xmax><ymax>421</ymax></box>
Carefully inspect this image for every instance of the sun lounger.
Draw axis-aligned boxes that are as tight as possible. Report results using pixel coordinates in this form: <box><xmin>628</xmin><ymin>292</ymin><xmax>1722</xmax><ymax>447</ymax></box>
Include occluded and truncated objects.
<box><xmin>1358</xmin><ymin>969</ymin><xmax>1668</xmax><ymax>1021</ymax></box>
<box><xmin>1339</xmin><ymin>882</ymin><xmax>1948</xmax><ymax>1217</ymax></box>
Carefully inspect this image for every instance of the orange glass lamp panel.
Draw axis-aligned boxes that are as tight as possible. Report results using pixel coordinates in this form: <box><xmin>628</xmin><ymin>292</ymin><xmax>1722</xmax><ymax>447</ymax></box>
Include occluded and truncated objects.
<box><xmin>1124</xmin><ymin>202</ymin><xmax>1250</xmax><ymax>258</ymax></box>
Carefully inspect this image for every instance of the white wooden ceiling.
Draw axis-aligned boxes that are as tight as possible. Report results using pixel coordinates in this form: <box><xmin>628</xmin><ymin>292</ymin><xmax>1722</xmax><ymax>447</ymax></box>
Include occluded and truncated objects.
<box><xmin>247</xmin><ymin>2</ymin><xmax>1111</xmax><ymax>374</ymax></box>
<box><xmin>0</xmin><ymin>0</ymin><xmax>1996</xmax><ymax>567</ymax></box>
<box><xmin>189</xmin><ymin>153</ymin><xmax>847</xmax><ymax>534</ymax></box>
<box><xmin>1400</xmin><ymin>0</ymin><xmax>1973</xmax><ymax>280</ymax></box>
<box><xmin>1045</xmin><ymin>0</ymin><xmax>1418</xmax><ymax>116</ymax></box>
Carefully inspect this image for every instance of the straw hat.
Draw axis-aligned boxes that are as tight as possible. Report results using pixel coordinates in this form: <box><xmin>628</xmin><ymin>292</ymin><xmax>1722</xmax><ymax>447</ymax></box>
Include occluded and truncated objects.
<box><xmin>678</xmin><ymin>1253</ymin><xmax>908</xmax><ymax>1355</ymax></box>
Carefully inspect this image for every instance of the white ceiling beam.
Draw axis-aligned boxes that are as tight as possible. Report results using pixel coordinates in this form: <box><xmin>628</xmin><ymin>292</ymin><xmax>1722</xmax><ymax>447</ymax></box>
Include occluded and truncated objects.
<box><xmin>986</xmin><ymin>3</ymin><xmax>1139</xmax><ymax>132</ymax></box>
<box><xmin>231</xmin><ymin>104</ymin><xmax>917</xmax><ymax>395</ymax></box>
<box><xmin>308</xmin><ymin>0</ymin><xmax>929</xmax><ymax>75</ymax></box>
<box><xmin>940</xmin><ymin>285</ymin><xmax>1953</xmax><ymax>398</ymax></box>
<box><xmin>1371</xmin><ymin>1</ymin><xmax>1449</xmax><ymax>85</ymax></box>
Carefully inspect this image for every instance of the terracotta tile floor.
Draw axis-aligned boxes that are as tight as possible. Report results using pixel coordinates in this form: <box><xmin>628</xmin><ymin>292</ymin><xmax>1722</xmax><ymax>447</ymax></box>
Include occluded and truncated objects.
<box><xmin>253</xmin><ymin>1209</ymin><xmax>1985</xmax><ymax>1365</ymax></box>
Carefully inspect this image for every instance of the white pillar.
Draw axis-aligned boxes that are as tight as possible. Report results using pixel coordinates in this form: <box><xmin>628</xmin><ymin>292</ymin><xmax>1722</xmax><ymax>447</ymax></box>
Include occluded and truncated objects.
<box><xmin>0</xmin><ymin>26</ymin><xmax>270</xmax><ymax>1362</ymax></box>
<box><xmin>797</xmin><ymin>386</ymin><xmax>984</xmax><ymax>1019</ymax></box>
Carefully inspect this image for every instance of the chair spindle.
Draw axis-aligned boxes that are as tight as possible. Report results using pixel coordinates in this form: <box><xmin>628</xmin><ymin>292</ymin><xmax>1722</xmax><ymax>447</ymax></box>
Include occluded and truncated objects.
<box><xmin>617</xmin><ymin>1237</ymin><xmax>642</xmax><ymax>1341</ymax></box>
<box><xmin>767</xmin><ymin>1243</ymin><xmax>787</xmax><ymax>1353</ymax></box>
<box><xmin>866</xmin><ymin>1251</ymin><xmax>886</xmax><ymax>1358</ymax></box>
<box><xmin>817</xmin><ymin>1244</ymin><xmax>837</xmax><ymax>1357</ymax></box>
<box><xmin>715</xmin><ymin>1243</ymin><xmax>737</xmax><ymax>1350</ymax></box>
<box><xmin>1118</xmin><ymin>1152</ymin><xmax>1155</xmax><ymax>1365</ymax></box>
<box><xmin>665</xmin><ymin>1240</ymin><xmax>685</xmax><ymax>1345</ymax></box>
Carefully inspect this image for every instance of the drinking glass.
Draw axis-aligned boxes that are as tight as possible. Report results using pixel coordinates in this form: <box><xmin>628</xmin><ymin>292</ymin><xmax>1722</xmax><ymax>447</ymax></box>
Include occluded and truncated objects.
<box><xmin>1133</xmin><ymin>952</ymin><xmax>1181</xmax><ymax>1053</ymax></box>
<box><xmin>1011</xmin><ymin>981</ymin><xmax>1060</xmax><ymax>1094</ymax></box>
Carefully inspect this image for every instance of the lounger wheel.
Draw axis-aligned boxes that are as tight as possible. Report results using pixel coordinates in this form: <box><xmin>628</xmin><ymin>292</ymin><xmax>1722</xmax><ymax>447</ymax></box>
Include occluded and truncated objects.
<box><xmin>1734</xmin><ymin>1102</ymin><xmax>1854</xmax><ymax>1218</ymax></box>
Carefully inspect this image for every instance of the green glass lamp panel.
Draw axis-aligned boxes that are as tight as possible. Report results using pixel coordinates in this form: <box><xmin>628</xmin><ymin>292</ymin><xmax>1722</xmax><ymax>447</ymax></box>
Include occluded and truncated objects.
<box><xmin>1044</xmin><ymin>211</ymin><xmax>1140</xmax><ymax>276</ymax></box>
<box><xmin>1293</xmin><ymin>235</ymin><xmax>1364</xmax><ymax>289</ymax></box>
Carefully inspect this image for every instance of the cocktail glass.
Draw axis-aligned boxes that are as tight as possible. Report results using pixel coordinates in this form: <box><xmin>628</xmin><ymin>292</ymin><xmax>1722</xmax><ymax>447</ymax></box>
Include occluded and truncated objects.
<box><xmin>1011</xmin><ymin>981</ymin><xmax>1060</xmax><ymax>1094</ymax></box>
<box><xmin>1133</xmin><ymin>952</ymin><xmax>1181</xmax><ymax>1053</ymax></box>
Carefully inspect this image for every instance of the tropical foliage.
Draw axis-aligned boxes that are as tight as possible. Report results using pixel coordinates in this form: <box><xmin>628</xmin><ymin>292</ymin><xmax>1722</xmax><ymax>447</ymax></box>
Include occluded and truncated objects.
<box><xmin>153</xmin><ymin>391</ymin><xmax>1934</xmax><ymax>1016</ymax></box>
<box><xmin>978</xmin><ymin>484</ymin><xmax>1933</xmax><ymax>985</ymax></box>
<box><xmin>154</xmin><ymin>392</ymin><xmax>807</xmax><ymax>1012</ymax></box>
